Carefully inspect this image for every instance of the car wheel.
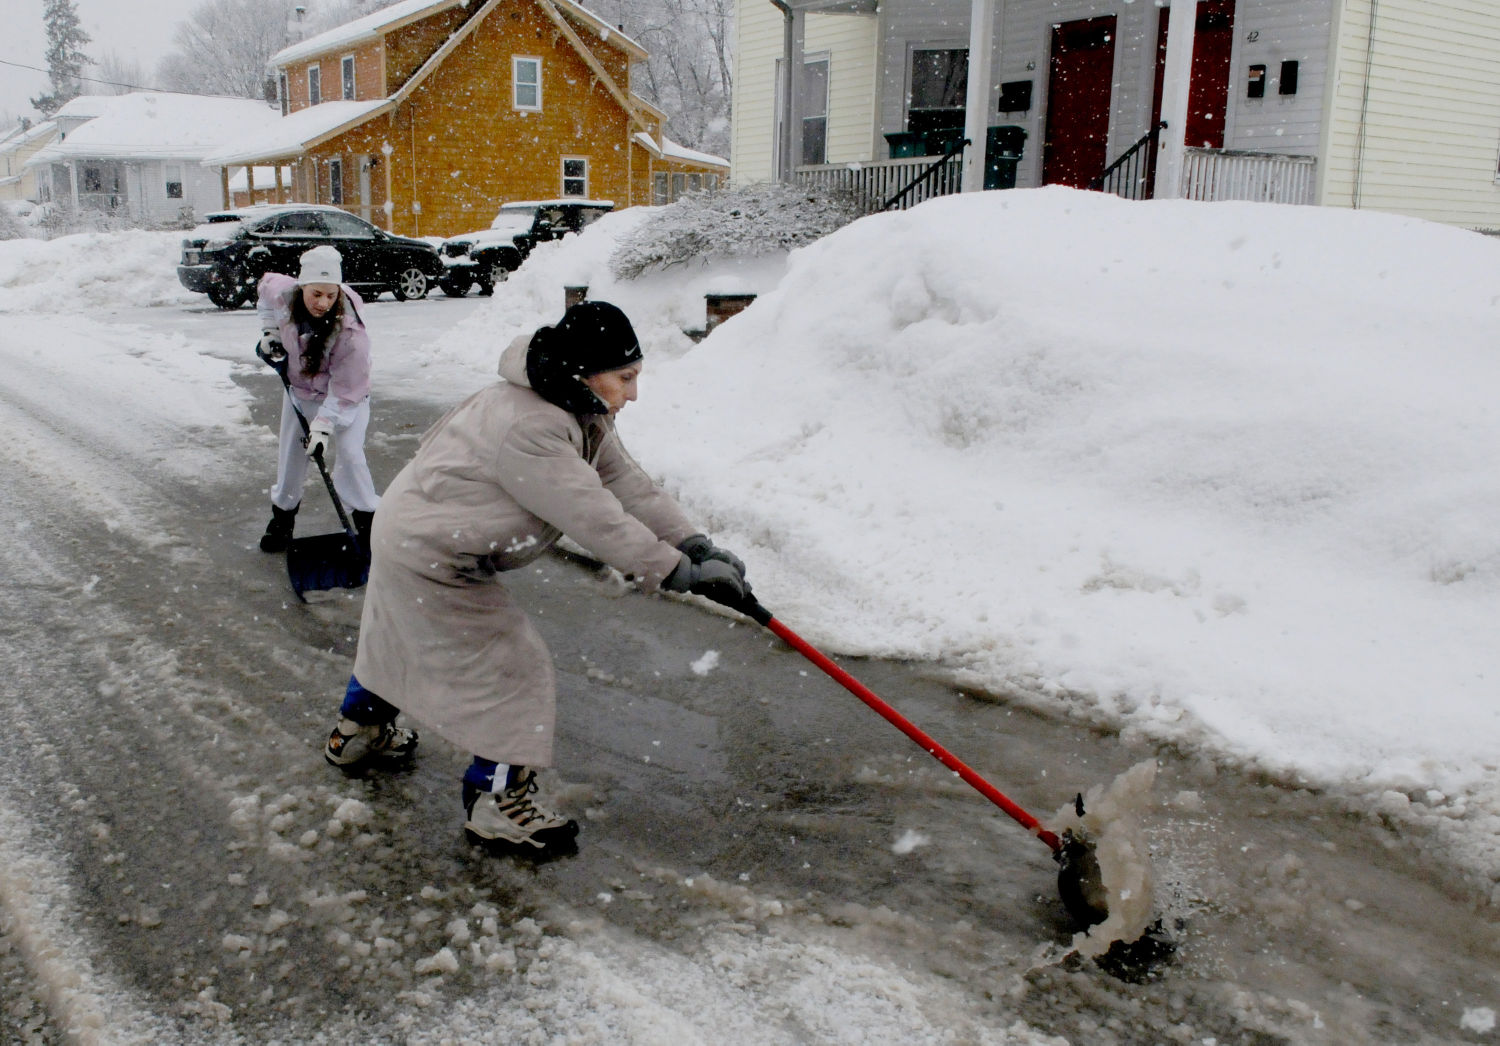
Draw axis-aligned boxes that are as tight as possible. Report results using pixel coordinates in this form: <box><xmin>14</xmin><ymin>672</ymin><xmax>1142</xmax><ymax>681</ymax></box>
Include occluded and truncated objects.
<box><xmin>207</xmin><ymin>273</ymin><xmax>249</xmax><ymax>309</ymax></box>
<box><xmin>392</xmin><ymin>267</ymin><xmax>430</xmax><ymax>301</ymax></box>
<box><xmin>439</xmin><ymin>278</ymin><xmax>469</xmax><ymax>298</ymax></box>
<box><xmin>489</xmin><ymin>261</ymin><xmax>510</xmax><ymax>287</ymax></box>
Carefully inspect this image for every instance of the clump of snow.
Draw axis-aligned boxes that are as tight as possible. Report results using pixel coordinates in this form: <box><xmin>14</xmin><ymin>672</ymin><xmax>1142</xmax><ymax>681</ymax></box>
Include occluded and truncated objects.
<box><xmin>689</xmin><ymin>649</ymin><xmax>720</xmax><ymax>675</ymax></box>
<box><xmin>1051</xmin><ymin>759</ymin><xmax>1158</xmax><ymax>957</ymax></box>
<box><xmin>891</xmin><ymin>829</ymin><xmax>930</xmax><ymax>854</ymax></box>
<box><xmin>1461</xmin><ymin>1006</ymin><xmax>1496</xmax><ymax>1033</ymax></box>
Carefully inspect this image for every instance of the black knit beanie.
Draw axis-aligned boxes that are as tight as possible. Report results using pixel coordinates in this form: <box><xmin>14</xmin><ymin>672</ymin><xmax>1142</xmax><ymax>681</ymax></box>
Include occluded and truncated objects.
<box><xmin>526</xmin><ymin>300</ymin><xmax>643</xmax><ymax>414</ymax></box>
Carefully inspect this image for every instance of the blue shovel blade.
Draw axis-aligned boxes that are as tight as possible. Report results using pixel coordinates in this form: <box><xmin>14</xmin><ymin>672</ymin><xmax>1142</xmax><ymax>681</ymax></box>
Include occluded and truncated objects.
<box><xmin>287</xmin><ymin>532</ymin><xmax>369</xmax><ymax>600</ymax></box>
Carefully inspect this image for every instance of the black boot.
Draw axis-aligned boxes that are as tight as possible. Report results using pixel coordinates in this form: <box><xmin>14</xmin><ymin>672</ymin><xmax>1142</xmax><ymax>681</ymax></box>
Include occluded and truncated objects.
<box><xmin>259</xmin><ymin>504</ymin><xmax>298</xmax><ymax>553</ymax></box>
<box><xmin>351</xmin><ymin>510</ymin><xmax>375</xmax><ymax>555</ymax></box>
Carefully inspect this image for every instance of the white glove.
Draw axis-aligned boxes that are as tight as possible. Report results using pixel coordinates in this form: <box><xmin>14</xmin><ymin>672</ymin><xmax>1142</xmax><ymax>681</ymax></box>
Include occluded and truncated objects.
<box><xmin>257</xmin><ymin>329</ymin><xmax>286</xmax><ymax>363</ymax></box>
<box><xmin>306</xmin><ymin>419</ymin><xmax>334</xmax><ymax>461</ymax></box>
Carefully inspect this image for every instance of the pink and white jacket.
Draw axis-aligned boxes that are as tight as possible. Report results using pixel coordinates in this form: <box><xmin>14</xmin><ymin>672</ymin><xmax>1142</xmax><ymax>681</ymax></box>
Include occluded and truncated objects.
<box><xmin>255</xmin><ymin>271</ymin><xmax>372</xmax><ymax>429</ymax></box>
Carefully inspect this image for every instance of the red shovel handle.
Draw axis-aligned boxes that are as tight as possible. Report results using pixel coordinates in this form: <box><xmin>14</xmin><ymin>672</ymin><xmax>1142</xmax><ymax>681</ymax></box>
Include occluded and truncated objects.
<box><xmin>744</xmin><ymin>599</ymin><xmax>1062</xmax><ymax>854</ymax></box>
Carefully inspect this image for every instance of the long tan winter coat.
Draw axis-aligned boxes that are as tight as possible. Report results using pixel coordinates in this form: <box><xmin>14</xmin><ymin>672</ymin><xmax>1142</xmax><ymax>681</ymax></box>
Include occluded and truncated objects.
<box><xmin>351</xmin><ymin>336</ymin><xmax>697</xmax><ymax>765</ymax></box>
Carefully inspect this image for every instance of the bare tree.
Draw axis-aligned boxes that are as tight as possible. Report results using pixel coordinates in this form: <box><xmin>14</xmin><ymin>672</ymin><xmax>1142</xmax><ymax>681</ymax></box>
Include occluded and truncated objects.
<box><xmin>154</xmin><ymin>0</ymin><xmax>398</xmax><ymax>99</ymax></box>
<box><xmin>93</xmin><ymin>52</ymin><xmax>151</xmax><ymax>95</ymax></box>
<box><xmin>156</xmin><ymin>0</ymin><xmax>296</xmax><ymax>98</ymax></box>
<box><xmin>587</xmin><ymin>0</ymin><xmax>734</xmax><ymax>157</ymax></box>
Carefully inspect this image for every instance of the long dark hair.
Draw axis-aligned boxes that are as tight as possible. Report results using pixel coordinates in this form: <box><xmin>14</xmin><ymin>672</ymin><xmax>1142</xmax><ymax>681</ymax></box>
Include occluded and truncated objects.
<box><xmin>290</xmin><ymin>288</ymin><xmax>342</xmax><ymax>378</ymax></box>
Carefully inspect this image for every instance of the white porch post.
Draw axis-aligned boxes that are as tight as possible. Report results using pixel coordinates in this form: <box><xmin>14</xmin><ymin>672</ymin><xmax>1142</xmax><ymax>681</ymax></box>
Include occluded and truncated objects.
<box><xmin>1154</xmin><ymin>0</ymin><xmax>1198</xmax><ymax>200</ymax></box>
<box><xmin>961</xmin><ymin>0</ymin><xmax>998</xmax><ymax>192</ymax></box>
<box><xmin>66</xmin><ymin>161</ymin><xmax>79</xmax><ymax>211</ymax></box>
<box><xmin>787</xmin><ymin>6</ymin><xmax>807</xmax><ymax>174</ymax></box>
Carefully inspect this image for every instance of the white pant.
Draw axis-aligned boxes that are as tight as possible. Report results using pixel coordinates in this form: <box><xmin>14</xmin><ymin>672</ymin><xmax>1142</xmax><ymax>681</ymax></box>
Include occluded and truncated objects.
<box><xmin>270</xmin><ymin>390</ymin><xmax>380</xmax><ymax>513</ymax></box>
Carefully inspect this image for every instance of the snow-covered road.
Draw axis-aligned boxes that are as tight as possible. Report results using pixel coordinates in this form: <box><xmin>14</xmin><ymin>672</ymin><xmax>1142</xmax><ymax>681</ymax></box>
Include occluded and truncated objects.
<box><xmin>0</xmin><ymin>289</ymin><xmax>1495</xmax><ymax>1044</ymax></box>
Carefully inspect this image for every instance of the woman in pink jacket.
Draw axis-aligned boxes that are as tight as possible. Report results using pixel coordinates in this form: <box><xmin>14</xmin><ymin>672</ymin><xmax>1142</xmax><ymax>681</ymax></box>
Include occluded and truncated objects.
<box><xmin>322</xmin><ymin>301</ymin><xmax>748</xmax><ymax>858</ymax></box>
<box><xmin>254</xmin><ymin>245</ymin><xmax>380</xmax><ymax>554</ymax></box>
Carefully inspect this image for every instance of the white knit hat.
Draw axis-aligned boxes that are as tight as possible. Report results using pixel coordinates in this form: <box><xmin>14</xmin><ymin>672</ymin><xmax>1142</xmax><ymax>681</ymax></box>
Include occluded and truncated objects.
<box><xmin>297</xmin><ymin>244</ymin><xmax>343</xmax><ymax>286</ymax></box>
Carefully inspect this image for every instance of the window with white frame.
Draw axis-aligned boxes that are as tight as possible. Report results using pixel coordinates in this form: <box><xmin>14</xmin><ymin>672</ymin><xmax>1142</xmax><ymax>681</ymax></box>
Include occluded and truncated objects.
<box><xmin>329</xmin><ymin>158</ymin><xmax>343</xmax><ymax>205</ymax></box>
<box><xmin>164</xmin><ymin>164</ymin><xmax>183</xmax><ymax>199</ymax></box>
<box><xmin>278</xmin><ymin>71</ymin><xmax>289</xmax><ymax>115</ymax></box>
<box><xmin>513</xmin><ymin>57</ymin><xmax>541</xmax><ymax>110</ymax></box>
<box><xmin>308</xmin><ymin>65</ymin><xmax>321</xmax><ymax>106</ymax></box>
<box><xmin>801</xmin><ymin>56</ymin><xmax>830</xmax><ymax>165</ymax></box>
<box><xmin>341</xmin><ymin>55</ymin><xmax>355</xmax><ymax>100</ymax></box>
<box><xmin>561</xmin><ymin>157</ymin><xmax>587</xmax><ymax>196</ymax></box>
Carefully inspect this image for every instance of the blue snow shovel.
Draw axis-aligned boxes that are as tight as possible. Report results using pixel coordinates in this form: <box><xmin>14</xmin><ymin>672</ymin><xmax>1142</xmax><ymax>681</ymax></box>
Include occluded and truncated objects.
<box><xmin>256</xmin><ymin>343</ymin><xmax>370</xmax><ymax>600</ymax></box>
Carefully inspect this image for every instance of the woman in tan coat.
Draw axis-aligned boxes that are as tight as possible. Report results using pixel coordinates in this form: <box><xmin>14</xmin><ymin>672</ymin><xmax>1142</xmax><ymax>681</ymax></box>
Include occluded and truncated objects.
<box><xmin>322</xmin><ymin>301</ymin><xmax>748</xmax><ymax>856</ymax></box>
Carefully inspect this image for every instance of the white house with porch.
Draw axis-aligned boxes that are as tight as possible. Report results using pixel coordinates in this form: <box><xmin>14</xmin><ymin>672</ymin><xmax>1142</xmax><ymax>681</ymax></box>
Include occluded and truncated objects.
<box><xmin>26</xmin><ymin>93</ymin><xmax>283</xmax><ymax>227</ymax></box>
<box><xmin>732</xmin><ymin>0</ymin><xmax>1500</xmax><ymax>230</ymax></box>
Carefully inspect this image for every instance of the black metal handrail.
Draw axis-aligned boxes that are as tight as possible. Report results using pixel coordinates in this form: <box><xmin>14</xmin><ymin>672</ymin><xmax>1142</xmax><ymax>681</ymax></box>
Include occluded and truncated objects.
<box><xmin>1089</xmin><ymin>120</ymin><xmax>1167</xmax><ymax>201</ymax></box>
<box><xmin>881</xmin><ymin>138</ymin><xmax>969</xmax><ymax>211</ymax></box>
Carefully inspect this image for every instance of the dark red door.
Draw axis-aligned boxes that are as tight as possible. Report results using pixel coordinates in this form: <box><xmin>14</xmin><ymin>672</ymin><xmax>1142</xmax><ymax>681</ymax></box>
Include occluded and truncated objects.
<box><xmin>1151</xmin><ymin>1</ymin><xmax>1236</xmax><ymax>149</ymax></box>
<box><xmin>1042</xmin><ymin>16</ymin><xmax>1118</xmax><ymax>188</ymax></box>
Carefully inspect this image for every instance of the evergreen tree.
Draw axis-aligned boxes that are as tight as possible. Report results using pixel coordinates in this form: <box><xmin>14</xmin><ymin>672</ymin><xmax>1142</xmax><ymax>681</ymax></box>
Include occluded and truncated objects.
<box><xmin>30</xmin><ymin>0</ymin><xmax>93</xmax><ymax>115</ymax></box>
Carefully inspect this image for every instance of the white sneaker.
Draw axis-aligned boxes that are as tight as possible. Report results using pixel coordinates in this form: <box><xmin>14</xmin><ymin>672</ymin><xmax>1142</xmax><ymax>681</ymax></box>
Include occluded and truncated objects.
<box><xmin>464</xmin><ymin>768</ymin><xmax>579</xmax><ymax>853</ymax></box>
<box><xmin>324</xmin><ymin>718</ymin><xmax>418</xmax><ymax>767</ymax></box>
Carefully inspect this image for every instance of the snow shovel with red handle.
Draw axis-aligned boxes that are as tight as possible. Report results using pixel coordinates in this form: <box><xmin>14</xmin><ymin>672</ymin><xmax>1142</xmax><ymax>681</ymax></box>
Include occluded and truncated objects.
<box><xmin>256</xmin><ymin>343</ymin><xmax>370</xmax><ymax>600</ymax></box>
<box><xmin>736</xmin><ymin>594</ymin><xmax>1108</xmax><ymax>928</ymax></box>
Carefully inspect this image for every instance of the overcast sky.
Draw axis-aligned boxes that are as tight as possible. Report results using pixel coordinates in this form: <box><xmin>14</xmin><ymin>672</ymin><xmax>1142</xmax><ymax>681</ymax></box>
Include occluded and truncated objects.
<box><xmin>0</xmin><ymin>0</ymin><xmax>201</xmax><ymax>123</ymax></box>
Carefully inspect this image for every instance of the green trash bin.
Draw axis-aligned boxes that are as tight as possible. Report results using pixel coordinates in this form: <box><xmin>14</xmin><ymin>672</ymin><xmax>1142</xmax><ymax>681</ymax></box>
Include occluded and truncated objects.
<box><xmin>884</xmin><ymin>132</ymin><xmax>923</xmax><ymax>159</ymax></box>
<box><xmin>985</xmin><ymin>125</ymin><xmax>1028</xmax><ymax>190</ymax></box>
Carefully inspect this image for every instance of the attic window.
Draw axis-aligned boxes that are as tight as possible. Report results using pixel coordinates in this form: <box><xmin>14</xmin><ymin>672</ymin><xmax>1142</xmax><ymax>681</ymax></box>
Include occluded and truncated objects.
<box><xmin>514</xmin><ymin>56</ymin><xmax>541</xmax><ymax>111</ymax></box>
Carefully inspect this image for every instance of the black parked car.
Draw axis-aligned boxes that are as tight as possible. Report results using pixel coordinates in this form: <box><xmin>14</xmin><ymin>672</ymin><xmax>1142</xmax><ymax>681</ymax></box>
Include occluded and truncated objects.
<box><xmin>177</xmin><ymin>204</ymin><xmax>446</xmax><ymax>309</ymax></box>
<box><xmin>438</xmin><ymin>199</ymin><xmax>613</xmax><ymax>297</ymax></box>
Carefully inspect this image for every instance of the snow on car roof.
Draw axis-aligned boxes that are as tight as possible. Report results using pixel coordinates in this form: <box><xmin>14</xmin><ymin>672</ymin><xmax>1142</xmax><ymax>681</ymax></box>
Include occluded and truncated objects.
<box><xmin>498</xmin><ymin>199</ymin><xmax>615</xmax><ymax>210</ymax></box>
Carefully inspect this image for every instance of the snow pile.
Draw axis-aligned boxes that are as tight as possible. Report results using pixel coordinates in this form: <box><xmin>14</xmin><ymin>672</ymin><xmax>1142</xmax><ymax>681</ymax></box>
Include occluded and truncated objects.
<box><xmin>435</xmin><ymin>187</ymin><xmax>1500</xmax><ymax>886</ymax></box>
<box><xmin>0</xmin><ymin>230</ymin><xmax>196</xmax><ymax>312</ymax></box>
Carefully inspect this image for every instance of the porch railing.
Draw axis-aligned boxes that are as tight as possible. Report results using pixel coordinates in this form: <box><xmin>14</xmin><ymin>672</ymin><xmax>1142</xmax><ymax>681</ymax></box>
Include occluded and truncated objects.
<box><xmin>795</xmin><ymin>153</ymin><xmax>964</xmax><ymax>212</ymax></box>
<box><xmin>1090</xmin><ymin>121</ymin><xmax>1166</xmax><ymax>201</ymax></box>
<box><xmin>1179</xmin><ymin>147</ymin><xmax>1316</xmax><ymax>205</ymax></box>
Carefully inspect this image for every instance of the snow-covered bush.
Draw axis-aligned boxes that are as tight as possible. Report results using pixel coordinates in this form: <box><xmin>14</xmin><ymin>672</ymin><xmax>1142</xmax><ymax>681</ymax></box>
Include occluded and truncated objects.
<box><xmin>609</xmin><ymin>182</ymin><xmax>866</xmax><ymax>279</ymax></box>
<box><xmin>0</xmin><ymin>204</ymin><xmax>24</xmax><ymax>242</ymax></box>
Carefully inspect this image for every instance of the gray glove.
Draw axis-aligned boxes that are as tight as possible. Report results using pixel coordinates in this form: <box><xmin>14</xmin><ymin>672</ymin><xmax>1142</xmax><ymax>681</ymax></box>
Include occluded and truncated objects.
<box><xmin>677</xmin><ymin>534</ymin><xmax>746</xmax><ymax>577</ymax></box>
<box><xmin>257</xmin><ymin>329</ymin><xmax>286</xmax><ymax>363</ymax></box>
<box><xmin>664</xmin><ymin>556</ymin><xmax>749</xmax><ymax>609</ymax></box>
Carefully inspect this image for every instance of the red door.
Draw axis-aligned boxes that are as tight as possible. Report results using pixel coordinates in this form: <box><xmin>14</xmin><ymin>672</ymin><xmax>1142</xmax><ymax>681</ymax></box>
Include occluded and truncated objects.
<box><xmin>1151</xmin><ymin>1</ymin><xmax>1236</xmax><ymax>149</ymax></box>
<box><xmin>1042</xmin><ymin>16</ymin><xmax>1118</xmax><ymax>188</ymax></box>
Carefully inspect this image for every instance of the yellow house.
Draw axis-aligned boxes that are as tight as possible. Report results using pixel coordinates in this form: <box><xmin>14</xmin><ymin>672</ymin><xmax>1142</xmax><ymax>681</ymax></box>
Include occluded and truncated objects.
<box><xmin>204</xmin><ymin>0</ymin><xmax>729</xmax><ymax>237</ymax></box>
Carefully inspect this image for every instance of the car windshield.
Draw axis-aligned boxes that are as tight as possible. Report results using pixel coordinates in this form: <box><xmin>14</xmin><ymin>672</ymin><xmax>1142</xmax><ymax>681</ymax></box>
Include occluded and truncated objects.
<box><xmin>489</xmin><ymin>211</ymin><xmax>535</xmax><ymax>234</ymax></box>
<box><xmin>186</xmin><ymin>218</ymin><xmax>246</xmax><ymax>239</ymax></box>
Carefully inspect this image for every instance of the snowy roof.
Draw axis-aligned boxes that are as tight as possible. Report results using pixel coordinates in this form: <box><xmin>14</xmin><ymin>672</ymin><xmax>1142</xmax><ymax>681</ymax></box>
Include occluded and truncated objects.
<box><xmin>200</xmin><ymin>99</ymin><xmax>389</xmax><ymax>166</ymax></box>
<box><xmin>272</xmin><ymin>0</ymin><xmax>460</xmax><ymax>66</ymax></box>
<box><xmin>0</xmin><ymin>120</ymin><xmax>58</xmax><ymax>154</ymax></box>
<box><xmin>51</xmin><ymin>95</ymin><xmax>116</xmax><ymax>121</ymax></box>
<box><xmin>26</xmin><ymin>93</ymin><xmax>283</xmax><ymax>166</ymax></box>
<box><xmin>632</xmin><ymin>131</ymin><xmax>728</xmax><ymax>170</ymax></box>
<box><xmin>271</xmin><ymin>0</ymin><xmax>645</xmax><ymax>67</ymax></box>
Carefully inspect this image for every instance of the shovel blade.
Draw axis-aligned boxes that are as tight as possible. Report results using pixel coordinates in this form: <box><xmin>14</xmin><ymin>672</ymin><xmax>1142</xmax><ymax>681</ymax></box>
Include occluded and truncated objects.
<box><xmin>286</xmin><ymin>531</ymin><xmax>369</xmax><ymax>600</ymax></box>
<box><xmin>1056</xmin><ymin>829</ymin><xmax>1110</xmax><ymax>928</ymax></box>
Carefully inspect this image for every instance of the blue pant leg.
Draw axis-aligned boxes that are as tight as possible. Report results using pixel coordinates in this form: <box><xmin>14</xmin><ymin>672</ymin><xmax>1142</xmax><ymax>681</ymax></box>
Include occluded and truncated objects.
<box><xmin>339</xmin><ymin>676</ymin><xmax>401</xmax><ymax>724</ymax></box>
